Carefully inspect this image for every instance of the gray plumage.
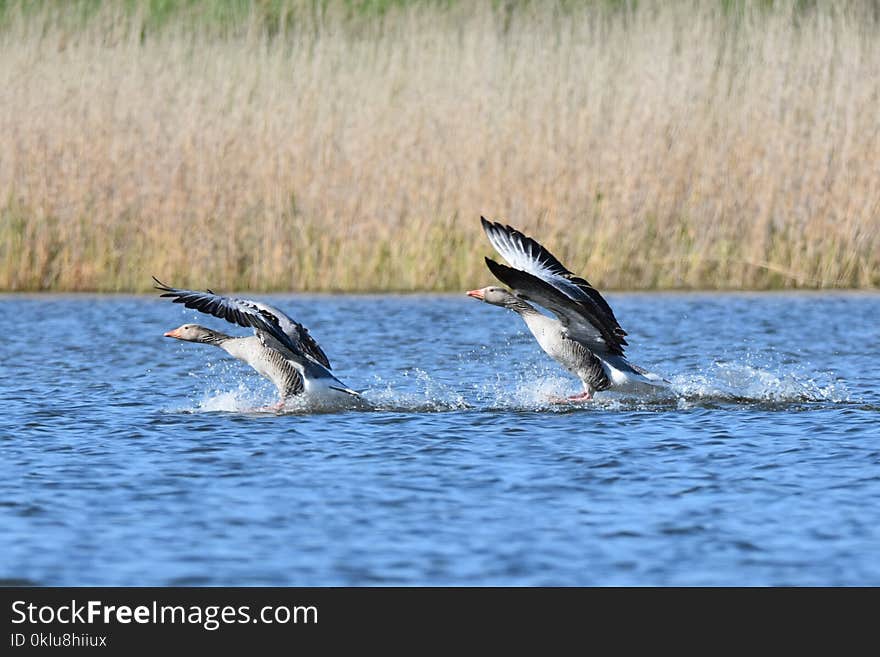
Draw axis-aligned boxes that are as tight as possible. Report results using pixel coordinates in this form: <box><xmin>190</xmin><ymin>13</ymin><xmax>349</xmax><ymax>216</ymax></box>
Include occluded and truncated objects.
<box><xmin>153</xmin><ymin>277</ymin><xmax>331</xmax><ymax>369</ymax></box>
<box><xmin>470</xmin><ymin>219</ymin><xmax>664</xmax><ymax>398</ymax></box>
<box><xmin>158</xmin><ymin>280</ymin><xmax>362</xmax><ymax>408</ymax></box>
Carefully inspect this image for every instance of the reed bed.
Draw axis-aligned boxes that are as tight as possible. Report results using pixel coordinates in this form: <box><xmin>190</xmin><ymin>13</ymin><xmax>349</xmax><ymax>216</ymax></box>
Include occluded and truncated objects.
<box><xmin>0</xmin><ymin>0</ymin><xmax>878</xmax><ymax>292</ymax></box>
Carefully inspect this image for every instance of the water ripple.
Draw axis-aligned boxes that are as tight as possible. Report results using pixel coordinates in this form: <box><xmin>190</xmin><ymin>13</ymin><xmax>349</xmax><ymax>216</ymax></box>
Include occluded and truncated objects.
<box><xmin>1</xmin><ymin>292</ymin><xmax>879</xmax><ymax>585</ymax></box>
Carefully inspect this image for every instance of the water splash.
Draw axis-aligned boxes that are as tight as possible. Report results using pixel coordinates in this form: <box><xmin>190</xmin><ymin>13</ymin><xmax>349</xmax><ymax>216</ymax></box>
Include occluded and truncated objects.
<box><xmin>476</xmin><ymin>372</ymin><xmax>571</xmax><ymax>412</ymax></box>
<box><xmin>468</xmin><ymin>356</ymin><xmax>851</xmax><ymax>412</ymax></box>
<box><xmin>670</xmin><ymin>360</ymin><xmax>850</xmax><ymax>405</ymax></box>
<box><xmin>184</xmin><ymin>359</ymin><xmax>275</xmax><ymax>413</ymax></box>
<box><xmin>195</xmin><ymin>383</ymin><xmax>270</xmax><ymax>413</ymax></box>
<box><xmin>177</xmin><ymin>352</ymin><xmax>852</xmax><ymax>415</ymax></box>
<box><xmin>362</xmin><ymin>369</ymin><xmax>469</xmax><ymax>412</ymax></box>
<box><xmin>185</xmin><ymin>364</ymin><xmax>469</xmax><ymax>414</ymax></box>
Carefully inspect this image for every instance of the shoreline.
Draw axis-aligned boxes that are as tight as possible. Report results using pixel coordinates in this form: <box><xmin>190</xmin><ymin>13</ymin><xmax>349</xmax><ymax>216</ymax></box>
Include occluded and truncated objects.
<box><xmin>2</xmin><ymin>288</ymin><xmax>879</xmax><ymax>299</ymax></box>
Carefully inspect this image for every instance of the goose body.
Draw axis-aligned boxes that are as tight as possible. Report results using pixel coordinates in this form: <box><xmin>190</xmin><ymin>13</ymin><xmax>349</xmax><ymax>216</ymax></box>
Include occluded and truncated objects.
<box><xmin>217</xmin><ymin>334</ymin><xmax>304</xmax><ymax>400</ymax></box>
<box><xmin>156</xmin><ymin>278</ymin><xmax>362</xmax><ymax>409</ymax></box>
<box><xmin>468</xmin><ymin>218</ymin><xmax>664</xmax><ymax>400</ymax></box>
<box><xmin>518</xmin><ymin>309</ymin><xmax>611</xmax><ymax>391</ymax></box>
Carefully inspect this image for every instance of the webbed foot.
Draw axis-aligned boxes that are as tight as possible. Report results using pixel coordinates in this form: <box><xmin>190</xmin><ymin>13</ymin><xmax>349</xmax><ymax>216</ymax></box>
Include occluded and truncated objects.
<box><xmin>548</xmin><ymin>391</ymin><xmax>593</xmax><ymax>404</ymax></box>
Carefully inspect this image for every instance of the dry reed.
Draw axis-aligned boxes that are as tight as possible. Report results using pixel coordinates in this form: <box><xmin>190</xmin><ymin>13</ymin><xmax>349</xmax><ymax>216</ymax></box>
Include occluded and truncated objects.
<box><xmin>0</xmin><ymin>1</ymin><xmax>878</xmax><ymax>292</ymax></box>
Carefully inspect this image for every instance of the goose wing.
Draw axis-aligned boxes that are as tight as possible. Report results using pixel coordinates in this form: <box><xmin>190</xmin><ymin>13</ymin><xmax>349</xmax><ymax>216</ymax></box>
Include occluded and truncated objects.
<box><xmin>480</xmin><ymin>217</ymin><xmax>626</xmax><ymax>345</ymax></box>
<box><xmin>153</xmin><ymin>277</ymin><xmax>331</xmax><ymax>368</ymax></box>
<box><xmin>484</xmin><ymin>258</ymin><xmax>625</xmax><ymax>356</ymax></box>
<box><xmin>484</xmin><ymin>258</ymin><xmax>625</xmax><ymax>355</ymax></box>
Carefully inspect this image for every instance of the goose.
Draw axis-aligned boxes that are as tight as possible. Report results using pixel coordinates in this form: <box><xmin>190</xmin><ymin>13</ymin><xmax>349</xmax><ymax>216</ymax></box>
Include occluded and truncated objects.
<box><xmin>154</xmin><ymin>278</ymin><xmax>362</xmax><ymax>409</ymax></box>
<box><xmin>467</xmin><ymin>218</ymin><xmax>664</xmax><ymax>401</ymax></box>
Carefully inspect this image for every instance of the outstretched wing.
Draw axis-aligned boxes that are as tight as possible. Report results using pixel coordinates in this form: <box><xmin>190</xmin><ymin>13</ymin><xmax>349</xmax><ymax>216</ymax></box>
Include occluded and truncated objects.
<box><xmin>480</xmin><ymin>217</ymin><xmax>627</xmax><ymax>348</ymax></box>
<box><xmin>485</xmin><ymin>258</ymin><xmax>624</xmax><ymax>356</ymax></box>
<box><xmin>153</xmin><ymin>277</ymin><xmax>331</xmax><ymax>368</ymax></box>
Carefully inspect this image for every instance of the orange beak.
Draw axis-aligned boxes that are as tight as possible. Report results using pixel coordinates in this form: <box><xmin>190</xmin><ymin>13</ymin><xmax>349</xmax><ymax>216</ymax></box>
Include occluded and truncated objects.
<box><xmin>466</xmin><ymin>289</ymin><xmax>484</xmax><ymax>300</ymax></box>
<box><xmin>164</xmin><ymin>329</ymin><xmax>181</xmax><ymax>339</ymax></box>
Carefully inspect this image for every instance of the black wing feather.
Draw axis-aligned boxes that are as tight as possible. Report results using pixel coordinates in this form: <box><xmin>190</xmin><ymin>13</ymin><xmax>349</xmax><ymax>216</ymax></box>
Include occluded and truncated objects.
<box><xmin>480</xmin><ymin>217</ymin><xmax>626</xmax><ymax>341</ymax></box>
<box><xmin>485</xmin><ymin>258</ymin><xmax>627</xmax><ymax>356</ymax></box>
<box><xmin>153</xmin><ymin>277</ymin><xmax>331</xmax><ymax>368</ymax></box>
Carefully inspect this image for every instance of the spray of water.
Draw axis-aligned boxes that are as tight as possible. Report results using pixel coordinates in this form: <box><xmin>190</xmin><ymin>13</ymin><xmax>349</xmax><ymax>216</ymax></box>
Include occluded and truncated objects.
<box><xmin>669</xmin><ymin>360</ymin><xmax>849</xmax><ymax>405</ymax></box>
<box><xmin>179</xmin><ymin>351</ymin><xmax>851</xmax><ymax>415</ymax></box>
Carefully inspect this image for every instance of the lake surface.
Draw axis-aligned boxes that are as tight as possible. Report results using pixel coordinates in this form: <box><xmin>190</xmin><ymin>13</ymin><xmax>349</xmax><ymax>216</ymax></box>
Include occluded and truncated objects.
<box><xmin>1</xmin><ymin>292</ymin><xmax>878</xmax><ymax>585</ymax></box>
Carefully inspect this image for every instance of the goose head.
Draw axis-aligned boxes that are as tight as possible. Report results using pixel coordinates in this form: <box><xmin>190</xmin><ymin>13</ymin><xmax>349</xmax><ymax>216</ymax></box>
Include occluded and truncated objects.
<box><xmin>466</xmin><ymin>286</ymin><xmax>519</xmax><ymax>307</ymax></box>
<box><xmin>163</xmin><ymin>324</ymin><xmax>223</xmax><ymax>344</ymax></box>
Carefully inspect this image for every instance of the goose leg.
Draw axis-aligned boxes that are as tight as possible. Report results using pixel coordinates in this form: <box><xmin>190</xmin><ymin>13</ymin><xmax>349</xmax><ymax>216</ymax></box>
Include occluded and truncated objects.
<box><xmin>549</xmin><ymin>390</ymin><xmax>593</xmax><ymax>403</ymax></box>
<box><xmin>256</xmin><ymin>399</ymin><xmax>285</xmax><ymax>412</ymax></box>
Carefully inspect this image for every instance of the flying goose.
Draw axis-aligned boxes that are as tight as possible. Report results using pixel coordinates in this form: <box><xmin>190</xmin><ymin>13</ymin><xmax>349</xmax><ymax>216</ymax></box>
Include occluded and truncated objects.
<box><xmin>154</xmin><ymin>278</ymin><xmax>362</xmax><ymax>409</ymax></box>
<box><xmin>467</xmin><ymin>218</ymin><xmax>664</xmax><ymax>400</ymax></box>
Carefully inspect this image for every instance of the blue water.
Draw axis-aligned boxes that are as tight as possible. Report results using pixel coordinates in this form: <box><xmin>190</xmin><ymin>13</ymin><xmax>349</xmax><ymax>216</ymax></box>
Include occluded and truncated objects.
<box><xmin>1</xmin><ymin>292</ymin><xmax>878</xmax><ymax>585</ymax></box>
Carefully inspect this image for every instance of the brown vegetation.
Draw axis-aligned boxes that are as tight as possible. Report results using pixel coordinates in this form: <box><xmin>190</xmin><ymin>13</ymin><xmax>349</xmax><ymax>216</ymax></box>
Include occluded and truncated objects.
<box><xmin>1</xmin><ymin>1</ymin><xmax>878</xmax><ymax>291</ymax></box>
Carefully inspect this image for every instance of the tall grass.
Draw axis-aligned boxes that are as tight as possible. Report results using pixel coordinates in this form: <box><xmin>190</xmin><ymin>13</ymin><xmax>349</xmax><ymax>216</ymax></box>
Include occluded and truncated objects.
<box><xmin>0</xmin><ymin>0</ymin><xmax>878</xmax><ymax>292</ymax></box>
